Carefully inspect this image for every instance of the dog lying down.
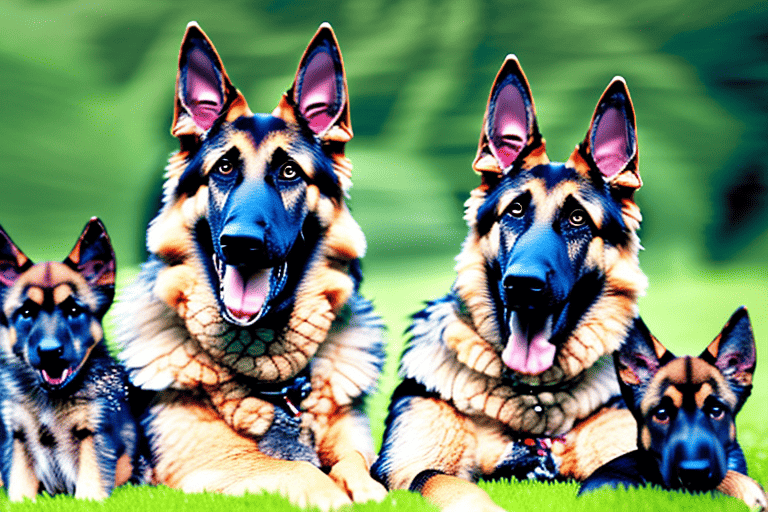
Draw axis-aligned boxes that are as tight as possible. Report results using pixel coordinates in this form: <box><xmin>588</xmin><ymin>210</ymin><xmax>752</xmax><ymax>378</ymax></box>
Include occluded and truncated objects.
<box><xmin>580</xmin><ymin>308</ymin><xmax>767</xmax><ymax>510</ymax></box>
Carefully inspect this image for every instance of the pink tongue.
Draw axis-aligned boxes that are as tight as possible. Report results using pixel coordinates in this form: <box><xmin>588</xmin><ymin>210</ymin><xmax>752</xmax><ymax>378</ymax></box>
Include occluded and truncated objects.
<box><xmin>501</xmin><ymin>321</ymin><xmax>556</xmax><ymax>375</ymax></box>
<box><xmin>222</xmin><ymin>265</ymin><xmax>270</xmax><ymax>319</ymax></box>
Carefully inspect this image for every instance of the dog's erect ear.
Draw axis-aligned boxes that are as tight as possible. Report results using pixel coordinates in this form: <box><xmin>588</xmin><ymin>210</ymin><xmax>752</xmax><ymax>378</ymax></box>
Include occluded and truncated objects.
<box><xmin>274</xmin><ymin>23</ymin><xmax>352</xmax><ymax>144</ymax></box>
<box><xmin>616</xmin><ymin>317</ymin><xmax>675</xmax><ymax>411</ymax></box>
<box><xmin>172</xmin><ymin>22</ymin><xmax>250</xmax><ymax>143</ymax></box>
<box><xmin>569</xmin><ymin>77</ymin><xmax>640</xmax><ymax>194</ymax></box>
<box><xmin>0</xmin><ymin>226</ymin><xmax>32</xmax><ymax>289</ymax></box>
<box><xmin>700</xmin><ymin>307</ymin><xmax>756</xmax><ymax>413</ymax></box>
<box><xmin>473</xmin><ymin>55</ymin><xmax>548</xmax><ymax>180</ymax></box>
<box><xmin>64</xmin><ymin>218</ymin><xmax>116</xmax><ymax>294</ymax></box>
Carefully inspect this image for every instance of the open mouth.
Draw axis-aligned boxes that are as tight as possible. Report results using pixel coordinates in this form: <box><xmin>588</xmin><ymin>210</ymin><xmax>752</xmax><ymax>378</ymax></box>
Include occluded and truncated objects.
<box><xmin>39</xmin><ymin>365</ymin><xmax>75</xmax><ymax>388</ymax></box>
<box><xmin>213</xmin><ymin>254</ymin><xmax>288</xmax><ymax>326</ymax></box>
<box><xmin>501</xmin><ymin>310</ymin><xmax>557</xmax><ymax>376</ymax></box>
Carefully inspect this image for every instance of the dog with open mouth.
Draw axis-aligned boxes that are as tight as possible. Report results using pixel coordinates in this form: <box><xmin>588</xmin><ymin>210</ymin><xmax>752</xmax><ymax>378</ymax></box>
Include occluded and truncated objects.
<box><xmin>0</xmin><ymin>218</ymin><xmax>146</xmax><ymax>500</ymax></box>
<box><xmin>372</xmin><ymin>55</ymin><xmax>647</xmax><ymax>511</ymax></box>
<box><xmin>115</xmin><ymin>22</ymin><xmax>386</xmax><ymax>509</ymax></box>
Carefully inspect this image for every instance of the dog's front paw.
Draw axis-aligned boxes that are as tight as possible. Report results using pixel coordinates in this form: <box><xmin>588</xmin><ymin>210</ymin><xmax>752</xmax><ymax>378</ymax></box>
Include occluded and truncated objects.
<box><xmin>717</xmin><ymin>470</ymin><xmax>767</xmax><ymax>511</ymax></box>
<box><xmin>285</xmin><ymin>463</ymin><xmax>353</xmax><ymax>511</ymax></box>
<box><xmin>328</xmin><ymin>452</ymin><xmax>388</xmax><ymax>503</ymax></box>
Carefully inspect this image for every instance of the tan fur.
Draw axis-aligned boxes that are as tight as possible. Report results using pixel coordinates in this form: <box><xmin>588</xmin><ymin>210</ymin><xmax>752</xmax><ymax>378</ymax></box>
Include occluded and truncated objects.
<box><xmin>717</xmin><ymin>470</ymin><xmax>767</xmax><ymax>511</ymax></box>
<box><xmin>554</xmin><ymin>407</ymin><xmax>637</xmax><ymax>480</ymax></box>
<box><xmin>148</xmin><ymin>393</ymin><xmax>353</xmax><ymax>510</ymax></box>
<box><xmin>8</xmin><ymin>439</ymin><xmax>37</xmax><ymax>501</ymax></box>
<box><xmin>421</xmin><ymin>474</ymin><xmax>506</xmax><ymax>512</ymax></box>
<box><xmin>75</xmin><ymin>436</ymin><xmax>107</xmax><ymax>500</ymax></box>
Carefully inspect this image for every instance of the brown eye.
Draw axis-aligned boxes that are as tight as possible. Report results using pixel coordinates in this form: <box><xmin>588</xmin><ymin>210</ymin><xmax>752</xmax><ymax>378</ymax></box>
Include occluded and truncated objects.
<box><xmin>509</xmin><ymin>201</ymin><xmax>525</xmax><ymax>218</ymax></box>
<box><xmin>279</xmin><ymin>162</ymin><xmax>300</xmax><ymax>181</ymax></box>
<box><xmin>214</xmin><ymin>157</ymin><xmax>233</xmax><ymax>175</ymax></box>
<box><xmin>652</xmin><ymin>407</ymin><xmax>670</xmax><ymax>424</ymax></box>
<box><xmin>707</xmin><ymin>403</ymin><xmax>725</xmax><ymax>421</ymax></box>
<box><xmin>569</xmin><ymin>208</ymin><xmax>587</xmax><ymax>227</ymax></box>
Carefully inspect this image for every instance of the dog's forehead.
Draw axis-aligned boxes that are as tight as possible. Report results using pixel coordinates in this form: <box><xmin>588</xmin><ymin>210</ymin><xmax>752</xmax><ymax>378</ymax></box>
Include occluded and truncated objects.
<box><xmin>202</xmin><ymin>114</ymin><xmax>332</xmax><ymax>181</ymax></box>
<box><xmin>16</xmin><ymin>261</ymin><xmax>84</xmax><ymax>291</ymax></box>
<box><xmin>488</xmin><ymin>164</ymin><xmax>606</xmax><ymax>221</ymax></box>
<box><xmin>643</xmin><ymin>356</ymin><xmax>738</xmax><ymax>412</ymax></box>
<box><xmin>3</xmin><ymin>261</ymin><xmax>94</xmax><ymax>316</ymax></box>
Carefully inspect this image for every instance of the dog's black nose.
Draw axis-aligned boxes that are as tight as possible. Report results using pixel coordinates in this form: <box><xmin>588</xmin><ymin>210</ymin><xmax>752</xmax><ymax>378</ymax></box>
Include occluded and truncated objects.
<box><xmin>220</xmin><ymin>235</ymin><xmax>264</xmax><ymax>266</ymax></box>
<box><xmin>37</xmin><ymin>338</ymin><xmax>64</xmax><ymax>361</ymax></box>
<box><xmin>677</xmin><ymin>459</ymin><xmax>715</xmax><ymax>490</ymax></box>
<box><xmin>503</xmin><ymin>275</ymin><xmax>547</xmax><ymax>308</ymax></box>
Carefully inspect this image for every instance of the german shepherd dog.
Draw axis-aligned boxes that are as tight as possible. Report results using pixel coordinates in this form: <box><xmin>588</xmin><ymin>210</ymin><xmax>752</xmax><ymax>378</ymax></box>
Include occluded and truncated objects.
<box><xmin>115</xmin><ymin>22</ymin><xmax>386</xmax><ymax>509</ymax></box>
<box><xmin>372</xmin><ymin>55</ymin><xmax>647</xmax><ymax>511</ymax></box>
<box><xmin>580</xmin><ymin>308</ymin><xmax>767</xmax><ymax>510</ymax></box>
<box><xmin>0</xmin><ymin>218</ymin><xmax>145</xmax><ymax>500</ymax></box>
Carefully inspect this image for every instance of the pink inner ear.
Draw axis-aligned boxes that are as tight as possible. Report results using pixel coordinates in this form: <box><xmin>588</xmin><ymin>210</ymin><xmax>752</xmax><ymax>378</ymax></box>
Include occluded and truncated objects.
<box><xmin>299</xmin><ymin>50</ymin><xmax>339</xmax><ymax>134</ymax></box>
<box><xmin>0</xmin><ymin>264</ymin><xmax>20</xmax><ymax>287</ymax></box>
<box><xmin>489</xmin><ymin>83</ymin><xmax>529</xmax><ymax>170</ymax></box>
<box><xmin>592</xmin><ymin>107</ymin><xmax>632</xmax><ymax>178</ymax></box>
<box><xmin>184</xmin><ymin>48</ymin><xmax>224</xmax><ymax>131</ymax></box>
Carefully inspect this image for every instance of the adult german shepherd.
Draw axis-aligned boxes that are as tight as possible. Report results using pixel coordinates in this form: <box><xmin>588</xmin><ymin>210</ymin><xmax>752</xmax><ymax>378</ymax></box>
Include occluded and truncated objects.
<box><xmin>372</xmin><ymin>55</ymin><xmax>647</xmax><ymax>511</ymax></box>
<box><xmin>0</xmin><ymin>218</ymin><xmax>145</xmax><ymax>500</ymax></box>
<box><xmin>115</xmin><ymin>22</ymin><xmax>386</xmax><ymax>509</ymax></box>
<box><xmin>581</xmin><ymin>308</ymin><xmax>767</xmax><ymax>510</ymax></box>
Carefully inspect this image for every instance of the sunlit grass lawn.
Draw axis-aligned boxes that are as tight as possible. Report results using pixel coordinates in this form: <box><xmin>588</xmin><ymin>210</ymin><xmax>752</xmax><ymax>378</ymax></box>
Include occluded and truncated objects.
<box><xmin>4</xmin><ymin>258</ymin><xmax>762</xmax><ymax>511</ymax></box>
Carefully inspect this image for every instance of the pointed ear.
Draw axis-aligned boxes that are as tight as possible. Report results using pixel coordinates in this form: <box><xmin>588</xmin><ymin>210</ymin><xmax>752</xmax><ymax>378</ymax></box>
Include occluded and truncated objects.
<box><xmin>700</xmin><ymin>307</ymin><xmax>756</xmax><ymax>411</ymax></box>
<box><xmin>570</xmin><ymin>77</ymin><xmax>640</xmax><ymax>192</ymax></box>
<box><xmin>616</xmin><ymin>317</ymin><xmax>675</xmax><ymax>411</ymax></box>
<box><xmin>64</xmin><ymin>218</ymin><xmax>116</xmax><ymax>292</ymax></box>
<box><xmin>172</xmin><ymin>22</ymin><xmax>249</xmax><ymax>141</ymax></box>
<box><xmin>280</xmin><ymin>23</ymin><xmax>352</xmax><ymax>143</ymax></box>
<box><xmin>0</xmin><ymin>226</ymin><xmax>32</xmax><ymax>288</ymax></box>
<box><xmin>472</xmin><ymin>55</ymin><xmax>547</xmax><ymax>178</ymax></box>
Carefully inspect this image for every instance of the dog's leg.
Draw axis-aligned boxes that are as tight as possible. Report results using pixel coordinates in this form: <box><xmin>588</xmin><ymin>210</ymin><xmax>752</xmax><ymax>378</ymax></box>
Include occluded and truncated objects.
<box><xmin>374</xmin><ymin>394</ymin><xmax>505</xmax><ymax>511</ymax></box>
<box><xmin>415</xmin><ymin>473</ymin><xmax>506</xmax><ymax>512</ymax></box>
<box><xmin>717</xmin><ymin>470</ymin><xmax>767</xmax><ymax>511</ymax></box>
<box><xmin>317</xmin><ymin>408</ymin><xmax>387</xmax><ymax>503</ymax></box>
<box><xmin>75</xmin><ymin>435</ymin><xmax>109</xmax><ymax>500</ymax></box>
<box><xmin>150</xmin><ymin>393</ymin><xmax>351</xmax><ymax>511</ymax></box>
<box><xmin>554</xmin><ymin>406</ymin><xmax>636</xmax><ymax>480</ymax></box>
<box><xmin>8</xmin><ymin>439</ymin><xmax>38</xmax><ymax>501</ymax></box>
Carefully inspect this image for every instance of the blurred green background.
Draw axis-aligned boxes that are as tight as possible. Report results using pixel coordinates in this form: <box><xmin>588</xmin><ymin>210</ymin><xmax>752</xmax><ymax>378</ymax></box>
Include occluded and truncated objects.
<box><xmin>1</xmin><ymin>0</ymin><xmax>767</xmax><ymax>452</ymax></box>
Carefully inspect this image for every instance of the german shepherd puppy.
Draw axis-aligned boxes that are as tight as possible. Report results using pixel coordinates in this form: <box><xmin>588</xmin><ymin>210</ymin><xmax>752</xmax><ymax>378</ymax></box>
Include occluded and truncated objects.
<box><xmin>580</xmin><ymin>308</ymin><xmax>767</xmax><ymax>510</ymax></box>
<box><xmin>0</xmin><ymin>218</ymin><xmax>145</xmax><ymax>500</ymax></box>
<box><xmin>372</xmin><ymin>55</ymin><xmax>647</xmax><ymax>511</ymax></box>
<box><xmin>115</xmin><ymin>22</ymin><xmax>386</xmax><ymax>509</ymax></box>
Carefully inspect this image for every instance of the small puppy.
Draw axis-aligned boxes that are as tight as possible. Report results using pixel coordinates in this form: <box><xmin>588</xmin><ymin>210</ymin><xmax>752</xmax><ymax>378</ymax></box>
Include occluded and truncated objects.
<box><xmin>0</xmin><ymin>218</ymin><xmax>145</xmax><ymax>500</ymax></box>
<box><xmin>580</xmin><ymin>308</ymin><xmax>767</xmax><ymax>510</ymax></box>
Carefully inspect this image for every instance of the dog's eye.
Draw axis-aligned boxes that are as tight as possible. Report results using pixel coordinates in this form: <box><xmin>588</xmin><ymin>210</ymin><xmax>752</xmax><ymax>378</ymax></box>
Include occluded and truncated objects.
<box><xmin>18</xmin><ymin>302</ymin><xmax>38</xmax><ymax>320</ymax></box>
<box><xmin>214</xmin><ymin>157</ymin><xmax>234</xmax><ymax>175</ymax></box>
<box><xmin>569</xmin><ymin>208</ymin><xmax>587</xmax><ymax>227</ymax></box>
<box><xmin>652</xmin><ymin>407</ymin><xmax>670</xmax><ymax>424</ymax></box>
<box><xmin>61</xmin><ymin>299</ymin><xmax>85</xmax><ymax>318</ymax></box>
<box><xmin>509</xmin><ymin>201</ymin><xmax>526</xmax><ymax>218</ymax></box>
<box><xmin>707</xmin><ymin>403</ymin><xmax>725</xmax><ymax>421</ymax></box>
<box><xmin>278</xmin><ymin>162</ymin><xmax>300</xmax><ymax>181</ymax></box>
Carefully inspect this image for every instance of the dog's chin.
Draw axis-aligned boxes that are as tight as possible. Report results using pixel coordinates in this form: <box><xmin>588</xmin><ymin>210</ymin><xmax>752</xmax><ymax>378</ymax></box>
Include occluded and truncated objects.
<box><xmin>500</xmin><ymin>309</ymin><xmax>559</xmax><ymax>376</ymax></box>
<box><xmin>213</xmin><ymin>256</ymin><xmax>288</xmax><ymax>327</ymax></box>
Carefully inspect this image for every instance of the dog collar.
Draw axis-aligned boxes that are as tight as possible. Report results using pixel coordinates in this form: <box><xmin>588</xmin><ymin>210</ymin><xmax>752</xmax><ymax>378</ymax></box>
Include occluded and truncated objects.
<box><xmin>253</xmin><ymin>370</ymin><xmax>312</xmax><ymax>417</ymax></box>
<box><xmin>501</xmin><ymin>371</ymin><xmax>585</xmax><ymax>396</ymax></box>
